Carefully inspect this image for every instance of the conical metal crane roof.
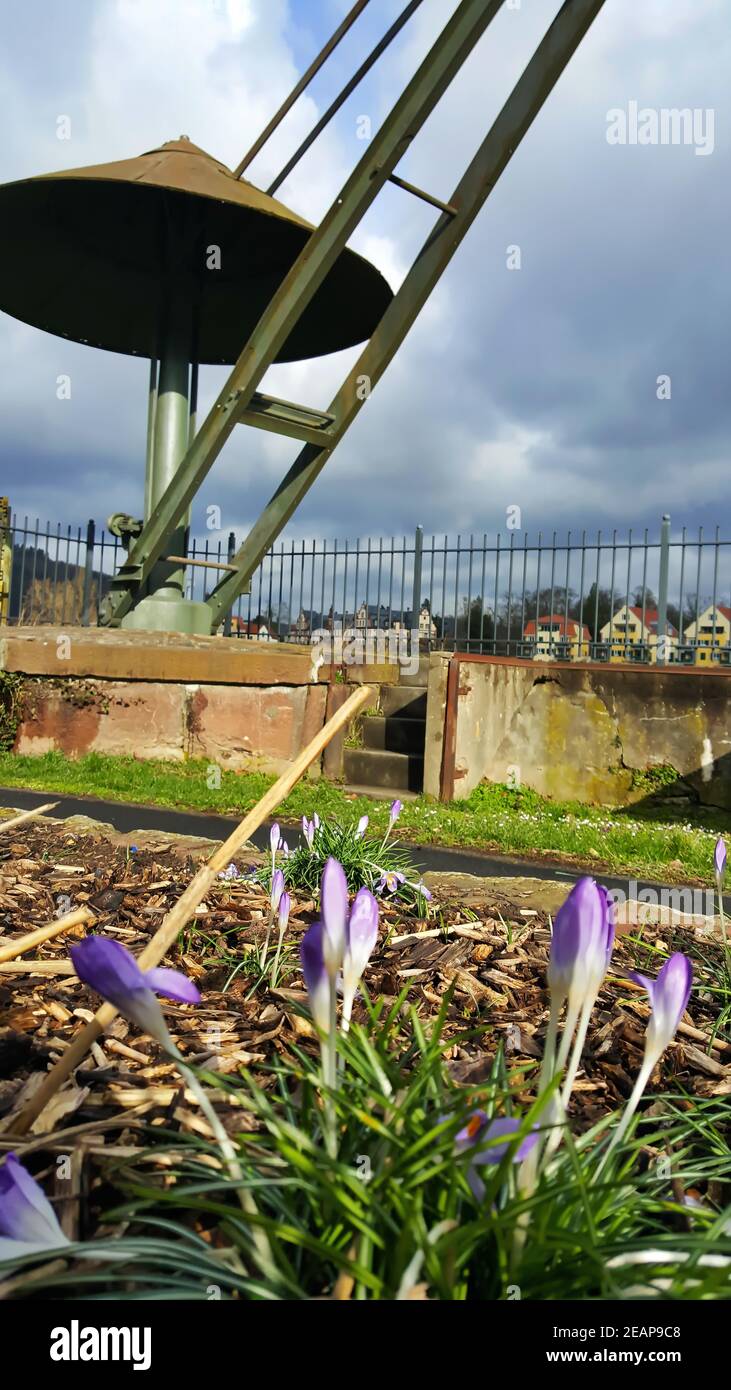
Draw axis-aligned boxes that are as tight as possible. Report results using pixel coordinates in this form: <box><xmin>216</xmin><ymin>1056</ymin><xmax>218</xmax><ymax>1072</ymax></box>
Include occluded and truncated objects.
<box><xmin>0</xmin><ymin>137</ymin><xmax>393</xmax><ymax>363</ymax></box>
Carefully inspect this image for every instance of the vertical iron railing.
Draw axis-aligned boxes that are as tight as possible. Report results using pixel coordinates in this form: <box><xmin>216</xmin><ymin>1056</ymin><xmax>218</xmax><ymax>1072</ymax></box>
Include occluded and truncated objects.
<box><xmin>2</xmin><ymin>514</ymin><xmax>730</xmax><ymax>666</ymax></box>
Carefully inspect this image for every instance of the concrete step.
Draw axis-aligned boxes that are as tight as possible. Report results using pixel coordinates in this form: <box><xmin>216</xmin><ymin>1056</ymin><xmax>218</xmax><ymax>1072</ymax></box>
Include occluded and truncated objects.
<box><xmin>342</xmin><ymin>784</ymin><xmax>419</xmax><ymax>802</ymax></box>
<box><xmin>379</xmin><ymin>685</ymin><xmax>427</xmax><ymax>719</ymax></box>
<box><xmin>362</xmin><ymin>714</ymin><xmax>425</xmax><ymax>755</ymax></box>
<box><xmin>343</xmin><ymin>747</ymin><xmax>424</xmax><ymax>793</ymax></box>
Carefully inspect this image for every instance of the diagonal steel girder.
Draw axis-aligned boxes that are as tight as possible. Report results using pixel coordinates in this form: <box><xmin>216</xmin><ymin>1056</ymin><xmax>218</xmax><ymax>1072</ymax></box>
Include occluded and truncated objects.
<box><xmin>101</xmin><ymin>0</ymin><xmax>508</xmax><ymax>627</ymax></box>
<box><xmin>204</xmin><ymin>0</ymin><xmax>607</xmax><ymax>632</ymax></box>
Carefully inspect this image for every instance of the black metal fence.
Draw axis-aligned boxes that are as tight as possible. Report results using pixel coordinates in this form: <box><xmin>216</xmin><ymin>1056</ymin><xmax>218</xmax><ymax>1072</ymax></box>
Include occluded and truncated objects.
<box><xmin>2</xmin><ymin>512</ymin><xmax>730</xmax><ymax>667</ymax></box>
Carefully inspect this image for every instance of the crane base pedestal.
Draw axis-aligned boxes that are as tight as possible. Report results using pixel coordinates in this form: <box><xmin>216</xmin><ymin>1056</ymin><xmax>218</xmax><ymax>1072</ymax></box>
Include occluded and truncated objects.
<box><xmin>120</xmin><ymin>595</ymin><xmax>212</xmax><ymax>636</ymax></box>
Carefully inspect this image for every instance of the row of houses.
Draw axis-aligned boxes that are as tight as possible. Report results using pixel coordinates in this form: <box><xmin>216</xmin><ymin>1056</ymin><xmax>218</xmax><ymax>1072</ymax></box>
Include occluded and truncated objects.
<box><xmin>524</xmin><ymin>604</ymin><xmax>731</xmax><ymax>664</ymax></box>
<box><xmin>228</xmin><ymin>599</ymin><xmax>731</xmax><ymax>665</ymax></box>
<box><xmin>233</xmin><ymin>602</ymin><xmax>438</xmax><ymax>643</ymax></box>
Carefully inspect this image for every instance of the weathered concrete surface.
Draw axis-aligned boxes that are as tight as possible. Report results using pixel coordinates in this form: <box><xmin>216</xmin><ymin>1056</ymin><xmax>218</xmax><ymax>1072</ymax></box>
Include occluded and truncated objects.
<box><xmin>16</xmin><ymin>681</ymin><xmax>186</xmax><ymax>761</ymax></box>
<box><xmin>0</xmin><ymin>625</ymin><xmax>318</xmax><ymax>685</ymax></box>
<box><xmin>14</xmin><ymin>677</ymin><xmax>328</xmax><ymax>775</ymax></box>
<box><xmin>420</xmin><ymin>870</ymin><xmax>725</xmax><ymax>939</ymax></box>
<box><xmin>186</xmin><ymin>683</ymin><xmax>327</xmax><ymax>773</ymax></box>
<box><xmin>424</xmin><ymin>654</ymin><xmax>450</xmax><ymax>798</ymax></box>
<box><xmin>426</xmin><ymin>656</ymin><xmax>731</xmax><ymax>809</ymax></box>
<box><xmin>321</xmin><ymin>683</ymin><xmax>353</xmax><ymax>781</ymax></box>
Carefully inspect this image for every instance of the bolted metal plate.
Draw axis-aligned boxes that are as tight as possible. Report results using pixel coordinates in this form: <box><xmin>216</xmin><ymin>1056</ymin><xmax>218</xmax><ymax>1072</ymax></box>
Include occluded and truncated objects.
<box><xmin>0</xmin><ymin>138</ymin><xmax>392</xmax><ymax>363</ymax></box>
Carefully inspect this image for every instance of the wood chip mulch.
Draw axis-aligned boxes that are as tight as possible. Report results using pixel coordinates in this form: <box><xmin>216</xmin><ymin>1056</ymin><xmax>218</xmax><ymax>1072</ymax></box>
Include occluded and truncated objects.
<box><xmin>0</xmin><ymin>816</ymin><xmax>729</xmax><ymax>1165</ymax></box>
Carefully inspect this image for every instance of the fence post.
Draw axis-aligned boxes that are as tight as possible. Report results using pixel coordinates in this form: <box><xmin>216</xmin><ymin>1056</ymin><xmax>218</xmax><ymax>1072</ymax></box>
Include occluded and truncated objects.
<box><xmin>656</xmin><ymin>513</ymin><xmax>671</xmax><ymax>666</ymax></box>
<box><xmin>223</xmin><ymin>531</ymin><xmax>236</xmax><ymax>637</ymax></box>
<box><xmin>0</xmin><ymin>498</ymin><xmax>11</xmax><ymax>626</ymax></box>
<box><xmin>81</xmin><ymin>519</ymin><xmax>95</xmax><ymax>627</ymax></box>
<box><xmin>411</xmin><ymin>523</ymin><xmax>423</xmax><ymax>656</ymax></box>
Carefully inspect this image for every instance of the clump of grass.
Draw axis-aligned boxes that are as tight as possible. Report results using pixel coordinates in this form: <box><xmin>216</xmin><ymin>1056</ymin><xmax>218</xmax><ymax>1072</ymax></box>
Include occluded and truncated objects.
<box><xmin>4</xmin><ymin>997</ymin><xmax>729</xmax><ymax>1301</ymax></box>
<box><xmin>250</xmin><ymin>809</ymin><xmax>431</xmax><ymax>915</ymax></box>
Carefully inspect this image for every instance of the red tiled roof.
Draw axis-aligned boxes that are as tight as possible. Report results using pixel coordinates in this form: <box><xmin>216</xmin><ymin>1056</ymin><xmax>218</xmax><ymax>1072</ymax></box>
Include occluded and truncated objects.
<box><xmin>625</xmin><ymin>607</ymin><xmax>678</xmax><ymax>637</ymax></box>
<box><xmin>523</xmin><ymin>616</ymin><xmax>590</xmax><ymax>639</ymax></box>
<box><xmin>230</xmin><ymin>617</ymin><xmax>267</xmax><ymax>635</ymax></box>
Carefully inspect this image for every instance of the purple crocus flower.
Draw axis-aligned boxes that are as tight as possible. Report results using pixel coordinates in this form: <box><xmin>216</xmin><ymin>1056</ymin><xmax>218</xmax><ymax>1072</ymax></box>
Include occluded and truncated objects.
<box><xmin>302</xmin><ymin>816</ymin><xmax>315</xmax><ymax>850</ymax></box>
<box><xmin>548</xmin><ymin>877</ymin><xmax>614</xmax><ymax>1011</ymax></box>
<box><xmin>376</xmin><ymin>869</ymin><xmax>406</xmax><ymax>895</ymax></box>
<box><xmin>321</xmin><ymin>857</ymin><xmax>349</xmax><ymax>979</ymax></box>
<box><xmin>0</xmin><ymin>1153</ymin><xmax>69</xmax><ymax>1259</ymax></box>
<box><xmin>302</xmin><ymin>864</ymin><xmax>380</xmax><ymax>1034</ymax></box>
<box><xmin>456</xmin><ymin>1112</ymin><xmax>539</xmax><ymax>1201</ymax></box>
<box><xmin>390</xmin><ymin>799</ymin><xmax>402</xmax><ymax>824</ymax></box>
<box><xmin>355</xmin><ymin>815</ymin><xmax>369</xmax><ymax>840</ymax></box>
<box><xmin>270</xmin><ymin>823</ymin><xmax>281</xmax><ymax>856</ymax></box>
<box><xmin>627</xmin><ymin>952</ymin><xmax>693</xmax><ymax>1071</ymax></box>
<box><xmin>70</xmin><ymin>936</ymin><xmax>200</xmax><ymax>1047</ymax></box>
<box><xmin>342</xmin><ymin>888</ymin><xmax>379</xmax><ymax>1028</ymax></box>
<box><xmin>300</xmin><ymin>921</ymin><xmax>330</xmax><ymax>1033</ymax></box>
<box><xmin>715</xmin><ymin>836</ymin><xmax>726</xmax><ymax>886</ymax></box>
<box><xmin>270</xmin><ymin>868</ymin><xmax>285</xmax><ymax>913</ymax></box>
<box><xmin>313</xmin><ymin>813</ymin><xmax>321</xmax><ymax>831</ymax></box>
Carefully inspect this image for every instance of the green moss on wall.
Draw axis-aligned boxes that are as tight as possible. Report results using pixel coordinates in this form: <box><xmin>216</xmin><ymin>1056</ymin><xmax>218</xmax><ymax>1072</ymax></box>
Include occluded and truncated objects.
<box><xmin>0</xmin><ymin>672</ymin><xmax>24</xmax><ymax>750</ymax></box>
<box><xmin>630</xmin><ymin>763</ymin><xmax>681</xmax><ymax>793</ymax></box>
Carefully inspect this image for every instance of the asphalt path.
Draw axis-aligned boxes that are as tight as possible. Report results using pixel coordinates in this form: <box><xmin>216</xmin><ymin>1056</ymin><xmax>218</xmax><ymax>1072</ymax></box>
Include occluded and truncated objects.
<box><xmin>1</xmin><ymin>784</ymin><xmax>723</xmax><ymax>906</ymax></box>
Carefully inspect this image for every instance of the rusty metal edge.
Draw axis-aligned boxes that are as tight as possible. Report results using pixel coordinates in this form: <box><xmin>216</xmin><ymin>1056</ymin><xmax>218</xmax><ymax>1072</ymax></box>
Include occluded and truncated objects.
<box><xmin>439</xmin><ymin>652</ymin><xmax>461</xmax><ymax>802</ymax></box>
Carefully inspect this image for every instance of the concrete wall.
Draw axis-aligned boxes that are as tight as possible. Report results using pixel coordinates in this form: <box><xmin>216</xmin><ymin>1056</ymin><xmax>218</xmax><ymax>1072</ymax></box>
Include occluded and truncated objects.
<box><xmin>14</xmin><ymin>678</ymin><xmax>328</xmax><ymax>776</ymax></box>
<box><xmin>425</xmin><ymin>654</ymin><xmax>731</xmax><ymax>809</ymax></box>
<box><xmin>1</xmin><ymin>626</ymin><xmax>399</xmax><ymax>778</ymax></box>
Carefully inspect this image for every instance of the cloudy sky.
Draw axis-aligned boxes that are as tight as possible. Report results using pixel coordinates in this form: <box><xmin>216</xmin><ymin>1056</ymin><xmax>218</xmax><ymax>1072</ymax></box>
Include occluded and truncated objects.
<box><xmin>0</xmin><ymin>0</ymin><xmax>727</xmax><ymax>571</ymax></box>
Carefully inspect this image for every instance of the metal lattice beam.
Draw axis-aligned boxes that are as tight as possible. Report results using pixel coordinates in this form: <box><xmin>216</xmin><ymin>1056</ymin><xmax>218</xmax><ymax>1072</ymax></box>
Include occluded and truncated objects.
<box><xmin>204</xmin><ymin>0</ymin><xmax>608</xmax><ymax>630</ymax></box>
<box><xmin>101</xmin><ymin>0</ymin><xmax>607</xmax><ymax>631</ymax></box>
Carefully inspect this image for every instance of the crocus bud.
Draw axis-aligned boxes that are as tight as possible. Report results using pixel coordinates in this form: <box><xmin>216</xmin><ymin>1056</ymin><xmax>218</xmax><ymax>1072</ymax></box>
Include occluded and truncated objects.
<box><xmin>313</xmin><ymin>813</ymin><xmax>321</xmax><ymax>830</ymax></box>
<box><xmin>0</xmin><ymin>1153</ymin><xmax>70</xmax><ymax>1258</ymax></box>
<box><xmin>270</xmin><ymin>823</ymin><xmax>281</xmax><ymax>856</ymax></box>
<box><xmin>596</xmin><ymin>883</ymin><xmax>615</xmax><ymax>959</ymax></box>
<box><xmin>627</xmin><ymin>952</ymin><xmax>693</xmax><ymax>1071</ymax></box>
<box><xmin>342</xmin><ymin>888</ymin><xmax>379</xmax><ymax>1002</ymax></box>
<box><xmin>302</xmin><ymin>816</ymin><xmax>315</xmax><ymax>849</ymax></box>
<box><xmin>270</xmin><ymin>868</ymin><xmax>285</xmax><ymax>913</ymax></box>
<box><xmin>601</xmin><ymin>951</ymin><xmax>695</xmax><ymax>1169</ymax></box>
<box><xmin>548</xmin><ymin>877</ymin><xmax>613</xmax><ymax>1010</ymax></box>
<box><xmin>277</xmin><ymin>891</ymin><xmax>291</xmax><ymax>933</ymax></box>
<box><xmin>715</xmin><ymin>836</ymin><xmax>726</xmax><ymax>886</ymax></box>
<box><xmin>321</xmin><ymin>857</ymin><xmax>349</xmax><ymax>979</ymax></box>
<box><xmin>355</xmin><ymin>815</ymin><xmax>369</xmax><ymax>839</ymax></box>
<box><xmin>71</xmin><ymin>936</ymin><xmax>200</xmax><ymax>1048</ymax></box>
<box><xmin>300</xmin><ymin>922</ymin><xmax>330</xmax><ymax>1034</ymax></box>
<box><xmin>389</xmin><ymin>799</ymin><xmax>402</xmax><ymax>824</ymax></box>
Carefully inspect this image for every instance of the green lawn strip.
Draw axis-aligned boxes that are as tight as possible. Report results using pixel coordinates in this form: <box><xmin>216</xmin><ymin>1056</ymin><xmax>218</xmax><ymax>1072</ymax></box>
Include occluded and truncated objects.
<box><xmin>0</xmin><ymin>750</ymin><xmax>727</xmax><ymax>885</ymax></box>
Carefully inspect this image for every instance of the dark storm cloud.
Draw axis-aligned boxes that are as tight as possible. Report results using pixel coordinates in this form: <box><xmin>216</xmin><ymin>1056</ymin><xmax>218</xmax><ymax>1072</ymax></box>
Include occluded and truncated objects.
<box><xmin>0</xmin><ymin>0</ymin><xmax>727</xmax><ymax>554</ymax></box>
